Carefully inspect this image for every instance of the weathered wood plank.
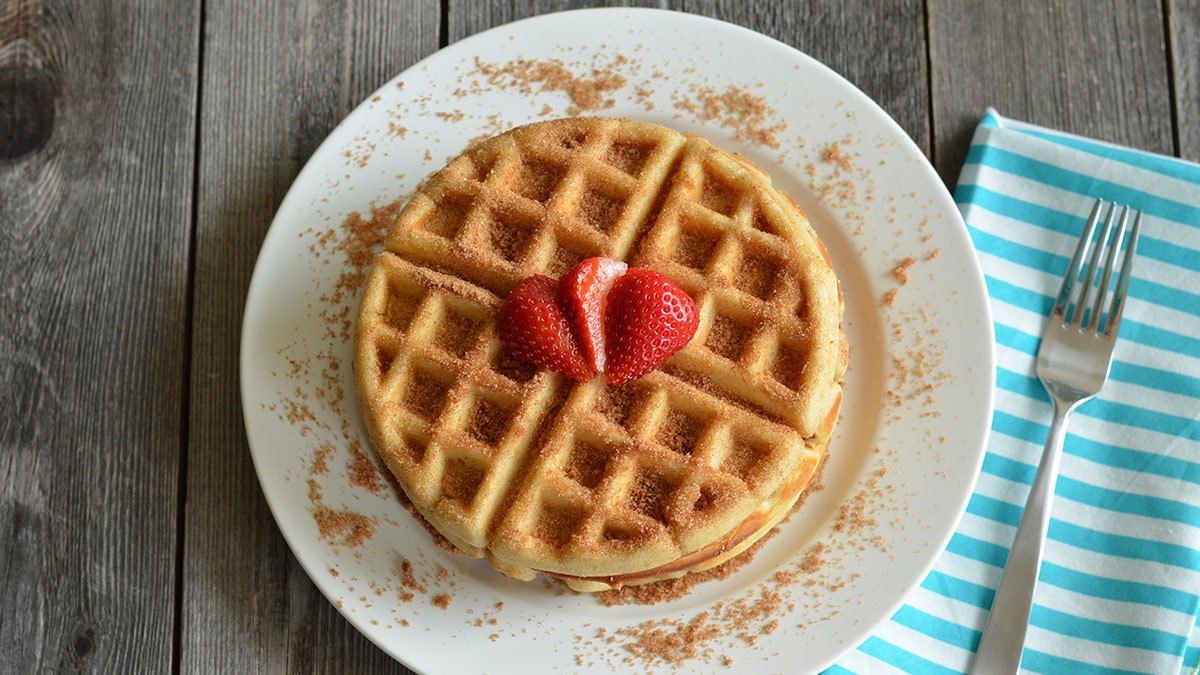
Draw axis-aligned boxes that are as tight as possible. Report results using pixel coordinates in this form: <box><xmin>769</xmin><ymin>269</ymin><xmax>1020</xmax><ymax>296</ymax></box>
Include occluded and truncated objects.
<box><xmin>0</xmin><ymin>0</ymin><xmax>198</xmax><ymax>671</ymax></box>
<box><xmin>448</xmin><ymin>0</ymin><xmax>669</xmax><ymax>43</ymax></box>
<box><xmin>1171</xmin><ymin>0</ymin><xmax>1200</xmax><ymax>162</ymax></box>
<box><xmin>928</xmin><ymin>0</ymin><xmax>1175</xmax><ymax>184</ymax></box>
<box><xmin>183</xmin><ymin>2</ymin><xmax>437</xmax><ymax>673</ymax></box>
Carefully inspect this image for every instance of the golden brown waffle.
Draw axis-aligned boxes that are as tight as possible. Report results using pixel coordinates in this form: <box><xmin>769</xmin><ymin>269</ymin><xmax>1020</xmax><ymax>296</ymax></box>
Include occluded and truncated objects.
<box><xmin>354</xmin><ymin>117</ymin><xmax>847</xmax><ymax>591</ymax></box>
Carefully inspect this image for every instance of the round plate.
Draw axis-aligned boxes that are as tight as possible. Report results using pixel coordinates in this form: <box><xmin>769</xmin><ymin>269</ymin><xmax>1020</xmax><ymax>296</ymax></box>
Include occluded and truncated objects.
<box><xmin>240</xmin><ymin>8</ymin><xmax>995</xmax><ymax>674</ymax></box>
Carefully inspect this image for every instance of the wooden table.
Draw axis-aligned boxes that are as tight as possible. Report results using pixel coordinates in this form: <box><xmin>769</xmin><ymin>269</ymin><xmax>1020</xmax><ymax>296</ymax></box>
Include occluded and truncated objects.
<box><xmin>2</xmin><ymin>1</ymin><xmax>1196</xmax><ymax>672</ymax></box>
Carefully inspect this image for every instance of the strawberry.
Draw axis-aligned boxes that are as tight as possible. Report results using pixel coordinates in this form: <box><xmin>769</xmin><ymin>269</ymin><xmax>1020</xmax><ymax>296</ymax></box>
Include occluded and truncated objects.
<box><xmin>558</xmin><ymin>257</ymin><xmax>628</xmax><ymax>373</ymax></box>
<box><xmin>603</xmin><ymin>269</ymin><xmax>699</xmax><ymax>386</ymax></box>
<box><xmin>497</xmin><ymin>275</ymin><xmax>593</xmax><ymax>380</ymax></box>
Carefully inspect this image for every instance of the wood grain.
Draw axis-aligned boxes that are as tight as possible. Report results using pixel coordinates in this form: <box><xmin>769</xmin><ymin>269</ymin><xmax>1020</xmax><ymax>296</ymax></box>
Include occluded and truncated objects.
<box><xmin>928</xmin><ymin>0</ymin><xmax>1175</xmax><ymax>185</ymax></box>
<box><xmin>447</xmin><ymin>0</ymin><xmax>669</xmax><ymax>43</ymax></box>
<box><xmin>182</xmin><ymin>2</ymin><xmax>436</xmax><ymax>673</ymax></box>
<box><xmin>0</xmin><ymin>0</ymin><xmax>198</xmax><ymax>671</ymax></box>
<box><xmin>1171</xmin><ymin>0</ymin><xmax>1200</xmax><ymax>161</ymax></box>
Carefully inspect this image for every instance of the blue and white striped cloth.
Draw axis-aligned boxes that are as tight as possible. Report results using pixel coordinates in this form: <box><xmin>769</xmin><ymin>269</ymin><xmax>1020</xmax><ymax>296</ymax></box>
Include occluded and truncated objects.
<box><xmin>831</xmin><ymin>109</ymin><xmax>1200</xmax><ymax>674</ymax></box>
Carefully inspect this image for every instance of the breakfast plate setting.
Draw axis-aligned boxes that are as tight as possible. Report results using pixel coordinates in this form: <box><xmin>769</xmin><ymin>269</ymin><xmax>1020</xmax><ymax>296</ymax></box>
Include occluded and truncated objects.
<box><xmin>240</xmin><ymin>9</ymin><xmax>995</xmax><ymax>673</ymax></box>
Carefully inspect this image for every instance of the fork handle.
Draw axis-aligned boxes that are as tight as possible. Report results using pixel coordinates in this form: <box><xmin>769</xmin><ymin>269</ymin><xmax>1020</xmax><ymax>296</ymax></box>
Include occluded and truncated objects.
<box><xmin>969</xmin><ymin>398</ymin><xmax>1075</xmax><ymax>675</ymax></box>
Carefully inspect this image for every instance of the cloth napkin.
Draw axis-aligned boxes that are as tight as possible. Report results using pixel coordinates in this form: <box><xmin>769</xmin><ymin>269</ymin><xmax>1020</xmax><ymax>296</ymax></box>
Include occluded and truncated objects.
<box><xmin>829</xmin><ymin>108</ymin><xmax>1200</xmax><ymax>674</ymax></box>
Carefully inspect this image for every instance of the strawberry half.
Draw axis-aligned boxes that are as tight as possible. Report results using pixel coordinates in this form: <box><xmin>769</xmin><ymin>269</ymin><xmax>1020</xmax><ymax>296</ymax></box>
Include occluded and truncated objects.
<box><xmin>604</xmin><ymin>269</ymin><xmax>699</xmax><ymax>386</ymax></box>
<box><xmin>558</xmin><ymin>257</ymin><xmax>628</xmax><ymax>373</ymax></box>
<box><xmin>497</xmin><ymin>275</ymin><xmax>593</xmax><ymax>380</ymax></box>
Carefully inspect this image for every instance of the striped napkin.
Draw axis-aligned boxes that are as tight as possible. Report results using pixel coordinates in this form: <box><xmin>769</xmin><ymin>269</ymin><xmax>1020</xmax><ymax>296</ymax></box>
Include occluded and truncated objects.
<box><xmin>829</xmin><ymin>108</ymin><xmax>1200</xmax><ymax>674</ymax></box>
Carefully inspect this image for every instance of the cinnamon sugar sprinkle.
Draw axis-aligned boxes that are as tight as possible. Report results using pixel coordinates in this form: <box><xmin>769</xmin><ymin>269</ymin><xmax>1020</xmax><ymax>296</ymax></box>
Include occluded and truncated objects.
<box><xmin>380</xmin><ymin>51</ymin><xmax>791</xmax><ymax>155</ymax></box>
<box><xmin>475</xmin><ymin>56</ymin><xmax>628</xmax><ymax>115</ymax></box>
<box><xmin>892</xmin><ymin>256</ymin><xmax>917</xmax><ymax>286</ymax></box>
<box><xmin>268</xmin><ymin>199</ymin><xmax>404</xmax><ymax>557</ymax></box>
<box><xmin>673</xmin><ymin>84</ymin><xmax>787</xmax><ymax>148</ymax></box>
<box><xmin>308</xmin><ymin>480</ymin><xmax>376</xmax><ymax>548</ymax></box>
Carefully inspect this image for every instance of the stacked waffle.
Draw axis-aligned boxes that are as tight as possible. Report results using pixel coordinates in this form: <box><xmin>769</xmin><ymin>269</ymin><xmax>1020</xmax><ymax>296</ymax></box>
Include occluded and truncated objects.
<box><xmin>354</xmin><ymin>117</ymin><xmax>847</xmax><ymax>591</ymax></box>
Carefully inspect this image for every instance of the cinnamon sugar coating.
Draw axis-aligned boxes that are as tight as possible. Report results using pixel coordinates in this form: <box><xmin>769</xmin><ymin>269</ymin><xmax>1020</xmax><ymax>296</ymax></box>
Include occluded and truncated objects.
<box><xmin>353</xmin><ymin>117</ymin><xmax>847</xmax><ymax>590</ymax></box>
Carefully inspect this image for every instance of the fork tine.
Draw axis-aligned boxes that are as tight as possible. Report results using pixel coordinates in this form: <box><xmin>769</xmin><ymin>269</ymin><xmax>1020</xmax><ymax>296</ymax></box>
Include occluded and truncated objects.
<box><xmin>1074</xmin><ymin>201</ymin><xmax>1117</xmax><ymax>327</ymax></box>
<box><xmin>1088</xmin><ymin>205</ymin><xmax>1129</xmax><ymax>332</ymax></box>
<box><xmin>1054</xmin><ymin>199</ymin><xmax>1105</xmax><ymax>321</ymax></box>
<box><xmin>1104</xmin><ymin>207</ymin><xmax>1142</xmax><ymax>336</ymax></box>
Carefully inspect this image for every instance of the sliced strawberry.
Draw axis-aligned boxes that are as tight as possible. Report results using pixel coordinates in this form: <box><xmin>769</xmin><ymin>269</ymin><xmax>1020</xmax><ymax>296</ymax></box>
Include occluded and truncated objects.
<box><xmin>604</xmin><ymin>269</ymin><xmax>699</xmax><ymax>386</ymax></box>
<box><xmin>497</xmin><ymin>275</ymin><xmax>593</xmax><ymax>380</ymax></box>
<box><xmin>558</xmin><ymin>257</ymin><xmax>628</xmax><ymax>373</ymax></box>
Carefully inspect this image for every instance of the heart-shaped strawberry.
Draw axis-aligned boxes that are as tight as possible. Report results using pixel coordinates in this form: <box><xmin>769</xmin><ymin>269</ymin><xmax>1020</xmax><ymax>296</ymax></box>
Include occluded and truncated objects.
<box><xmin>497</xmin><ymin>275</ymin><xmax>593</xmax><ymax>380</ymax></box>
<box><xmin>603</xmin><ymin>268</ymin><xmax>699</xmax><ymax>386</ymax></box>
<box><xmin>498</xmin><ymin>260</ymin><xmax>698</xmax><ymax>384</ymax></box>
<box><xmin>558</xmin><ymin>257</ymin><xmax>628</xmax><ymax>374</ymax></box>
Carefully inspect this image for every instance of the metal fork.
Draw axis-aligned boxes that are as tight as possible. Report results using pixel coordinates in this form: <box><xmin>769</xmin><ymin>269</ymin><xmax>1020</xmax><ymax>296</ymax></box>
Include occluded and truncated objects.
<box><xmin>969</xmin><ymin>199</ymin><xmax>1142</xmax><ymax>675</ymax></box>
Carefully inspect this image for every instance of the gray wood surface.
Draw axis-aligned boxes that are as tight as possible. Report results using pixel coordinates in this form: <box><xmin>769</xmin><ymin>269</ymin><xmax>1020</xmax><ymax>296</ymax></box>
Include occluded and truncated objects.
<box><xmin>928</xmin><ymin>0</ymin><xmax>1176</xmax><ymax>185</ymax></box>
<box><xmin>1173</xmin><ymin>0</ymin><xmax>1200</xmax><ymax>161</ymax></box>
<box><xmin>1</xmin><ymin>1</ymin><xmax>1195</xmax><ymax>673</ymax></box>
<box><xmin>0</xmin><ymin>1</ymin><xmax>198</xmax><ymax>671</ymax></box>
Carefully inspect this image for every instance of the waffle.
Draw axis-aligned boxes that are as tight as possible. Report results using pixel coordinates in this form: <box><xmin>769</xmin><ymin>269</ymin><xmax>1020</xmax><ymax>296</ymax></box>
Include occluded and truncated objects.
<box><xmin>353</xmin><ymin>117</ymin><xmax>847</xmax><ymax>591</ymax></box>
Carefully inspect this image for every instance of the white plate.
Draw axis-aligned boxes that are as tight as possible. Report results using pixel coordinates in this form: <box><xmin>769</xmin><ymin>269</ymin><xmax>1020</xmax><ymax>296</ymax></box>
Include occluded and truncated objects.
<box><xmin>241</xmin><ymin>8</ymin><xmax>995</xmax><ymax>674</ymax></box>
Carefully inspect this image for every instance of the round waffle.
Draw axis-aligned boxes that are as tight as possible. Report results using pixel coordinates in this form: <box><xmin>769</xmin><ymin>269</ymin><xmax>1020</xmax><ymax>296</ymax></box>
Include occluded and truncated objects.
<box><xmin>353</xmin><ymin>117</ymin><xmax>847</xmax><ymax>591</ymax></box>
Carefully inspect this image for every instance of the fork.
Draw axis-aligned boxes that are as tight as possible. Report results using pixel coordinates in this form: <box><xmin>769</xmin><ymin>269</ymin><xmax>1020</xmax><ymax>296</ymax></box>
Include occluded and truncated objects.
<box><xmin>969</xmin><ymin>198</ymin><xmax>1142</xmax><ymax>675</ymax></box>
